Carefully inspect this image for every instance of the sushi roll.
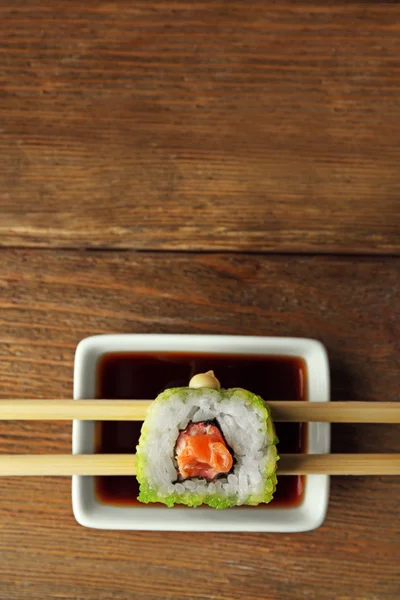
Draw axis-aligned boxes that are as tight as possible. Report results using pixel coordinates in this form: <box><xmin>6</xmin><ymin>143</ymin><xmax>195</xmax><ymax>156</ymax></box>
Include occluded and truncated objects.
<box><xmin>136</xmin><ymin>371</ymin><xmax>278</xmax><ymax>509</ymax></box>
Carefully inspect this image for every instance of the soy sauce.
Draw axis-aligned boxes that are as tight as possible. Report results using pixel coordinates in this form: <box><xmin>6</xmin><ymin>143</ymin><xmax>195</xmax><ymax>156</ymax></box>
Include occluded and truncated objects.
<box><xmin>95</xmin><ymin>352</ymin><xmax>307</xmax><ymax>508</ymax></box>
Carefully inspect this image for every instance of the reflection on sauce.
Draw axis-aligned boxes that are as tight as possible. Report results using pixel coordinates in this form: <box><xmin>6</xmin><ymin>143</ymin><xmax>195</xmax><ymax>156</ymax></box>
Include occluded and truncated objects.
<box><xmin>95</xmin><ymin>352</ymin><xmax>307</xmax><ymax>508</ymax></box>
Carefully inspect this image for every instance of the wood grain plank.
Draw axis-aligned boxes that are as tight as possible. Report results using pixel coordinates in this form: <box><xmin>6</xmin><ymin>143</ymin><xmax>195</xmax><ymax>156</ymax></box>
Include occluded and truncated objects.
<box><xmin>1</xmin><ymin>1</ymin><xmax>400</xmax><ymax>252</ymax></box>
<box><xmin>0</xmin><ymin>250</ymin><xmax>399</xmax><ymax>599</ymax></box>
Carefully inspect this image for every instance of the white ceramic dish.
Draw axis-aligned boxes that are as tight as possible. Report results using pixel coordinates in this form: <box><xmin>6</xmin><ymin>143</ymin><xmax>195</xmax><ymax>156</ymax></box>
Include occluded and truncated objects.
<box><xmin>72</xmin><ymin>334</ymin><xmax>330</xmax><ymax>531</ymax></box>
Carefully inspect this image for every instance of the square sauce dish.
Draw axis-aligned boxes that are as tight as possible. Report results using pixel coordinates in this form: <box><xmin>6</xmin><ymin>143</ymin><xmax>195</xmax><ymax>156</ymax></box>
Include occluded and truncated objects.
<box><xmin>72</xmin><ymin>334</ymin><xmax>330</xmax><ymax>531</ymax></box>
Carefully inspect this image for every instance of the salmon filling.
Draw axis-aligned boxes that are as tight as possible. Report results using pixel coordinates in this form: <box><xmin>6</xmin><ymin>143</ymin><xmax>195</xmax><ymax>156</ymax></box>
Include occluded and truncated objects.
<box><xmin>175</xmin><ymin>422</ymin><xmax>233</xmax><ymax>481</ymax></box>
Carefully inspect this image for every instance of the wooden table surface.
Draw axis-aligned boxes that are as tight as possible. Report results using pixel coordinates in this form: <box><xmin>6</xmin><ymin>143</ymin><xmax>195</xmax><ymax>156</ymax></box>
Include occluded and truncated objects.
<box><xmin>0</xmin><ymin>2</ymin><xmax>399</xmax><ymax>599</ymax></box>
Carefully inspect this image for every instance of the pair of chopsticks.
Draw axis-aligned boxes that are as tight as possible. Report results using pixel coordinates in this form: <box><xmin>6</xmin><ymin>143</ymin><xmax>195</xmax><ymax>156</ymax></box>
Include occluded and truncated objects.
<box><xmin>0</xmin><ymin>400</ymin><xmax>399</xmax><ymax>476</ymax></box>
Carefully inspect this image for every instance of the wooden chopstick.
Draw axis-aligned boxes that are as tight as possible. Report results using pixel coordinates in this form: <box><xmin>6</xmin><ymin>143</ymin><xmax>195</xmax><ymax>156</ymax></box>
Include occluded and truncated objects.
<box><xmin>0</xmin><ymin>454</ymin><xmax>399</xmax><ymax>476</ymax></box>
<box><xmin>0</xmin><ymin>400</ymin><xmax>398</xmax><ymax>477</ymax></box>
<box><xmin>0</xmin><ymin>400</ymin><xmax>399</xmax><ymax>423</ymax></box>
